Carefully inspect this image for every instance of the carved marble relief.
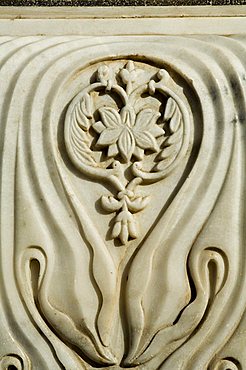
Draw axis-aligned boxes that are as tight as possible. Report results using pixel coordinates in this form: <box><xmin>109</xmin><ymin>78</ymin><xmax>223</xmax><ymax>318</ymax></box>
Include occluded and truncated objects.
<box><xmin>0</xmin><ymin>35</ymin><xmax>246</xmax><ymax>370</ymax></box>
<box><xmin>65</xmin><ymin>60</ymin><xmax>188</xmax><ymax>244</ymax></box>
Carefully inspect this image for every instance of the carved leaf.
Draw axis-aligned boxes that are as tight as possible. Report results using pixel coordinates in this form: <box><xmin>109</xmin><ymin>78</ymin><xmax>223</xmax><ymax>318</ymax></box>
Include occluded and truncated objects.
<box><xmin>164</xmin><ymin>97</ymin><xmax>176</xmax><ymax>121</ymax></box>
<box><xmin>101</xmin><ymin>195</ymin><xmax>122</xmax><ymax>212</ymax></box>
<box><xmin>150</xmin><ymin>124</ymin><xmax>165</xmax><ymax>137</ymax></box>
<box><xmin>134</xmin><ymin>109</ymin><xmax>161</xmax><ymax>131</ymax></box>
<box><xmin>169</xmin><ymin>108</ymin><xmax>181</xmax><ymax>133</ymax></box>
<box><xmin>164</xmin><ymin>129</ymin><xmax>182</xmax><ymax>145</ymax></box>
<box><xmin>97</xmin><ymin>128</ymin><xmax>122</xmax><ymax>146</ymax></box>
<box><xmin>120</xmin><ymin>223</ymin><xmax>129</xmax><ymax>245</ymax></box>
<box><xmin>158</xmin><ymin>145</ymin><xmax>177</xmax><ymax>159</ymax></box>
<box><xmin>111</xmin><ymin>210</ymin><xmax>138</xmax><ymax>244</ymax></box>
<box><xmin>99</xmin><ymin>107</ymin><xmax>122</xmax><ymax>128</ymax></box>
<box><xmin>120</xmin><ymin>69</ymin><xmax>131</xmax><ymax>84</ymax></box>
<box><xmin>112</xmin><ymin>221</ymin><xmax>121</xmax><ymax>239</ymax></box>
<box><xmin>81</xmin><ymin>93</ymin><xmax>93</xmax><ymax>118</ymax></box>
<box><xmin>92</xmin><ymin>120</ymin><xmax>105</xmax><ymax>133</ymax></box>
<box><xmin>108</xmin><ymin>143</ymin><xmax>119</xmax><ymax>157</ymax></box>
<box><xmin>152</xmin><ymin>96</ymin><xmax>183</xmax><ymax>173</ymax></box>
<box><xmin>134</xmin><ymin>131</ymin><xmax>159</xmax><ymax>151</ymax></box>
<box><xmin>126</xmin><ymin>196</ymin><xmax>150</xmax><ymax>213</ymax></box>
<box><xmin>70</xmin><ymin>120</ymin><xmax>97</xmax><ymax>166</ymax></box>
<box><xmin>128</xmin><ymin>218</ymin><xmax>138</xmax><ymax>239</ymax></box>
<box><xmin>118</xmin><ymin>129</ymin><xmax>135</xmax><ymax>162</ymax></box>
<box><xmin>164</xmin><ymin>98</ymin><xmax>181</xmax><ymax>133</ymax></box>
<box><xmin>73</xmin><ymin>101</ymin><xmax>90</xmax><ymax>131</ymax></box>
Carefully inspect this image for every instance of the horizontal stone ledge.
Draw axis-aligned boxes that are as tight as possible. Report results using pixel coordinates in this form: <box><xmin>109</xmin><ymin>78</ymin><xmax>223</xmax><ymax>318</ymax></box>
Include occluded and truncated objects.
<box><xmin>0</xmin><ymin>0</ymin><xmax>246</xmax><ymax>6</ymax></box>
<box><xmin>1</xmin><ymin>5</ymin><xmax>246</xmax><ymax>19</ymax></box>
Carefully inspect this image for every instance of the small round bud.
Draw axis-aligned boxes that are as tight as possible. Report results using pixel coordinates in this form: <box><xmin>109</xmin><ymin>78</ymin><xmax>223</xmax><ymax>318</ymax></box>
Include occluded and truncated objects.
<box><xmin>157</xmin><ymin>69</ymin><xmax>169</xmax><ymax>81</ymax></box>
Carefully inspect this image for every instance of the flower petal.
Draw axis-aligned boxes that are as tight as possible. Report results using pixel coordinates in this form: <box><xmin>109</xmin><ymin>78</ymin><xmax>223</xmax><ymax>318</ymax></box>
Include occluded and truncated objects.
<box><xmin>92</xmin><ymin>121</ymin><xmax>106</xmax><ymax>133</ymax></box>
<box><xmin>97</xmin><ymin>65</ymin><xmax>110</xmax><ymax>85</ymax></box>
<box><xmin>120</xmin><ymin>69</ymin><xmax>130</xmax><ymax>84</ymax></box>
<box><xmin>133</xmin><ymin>146</ymin><xmax>145</xmax><ymax>160</ymax></box>
<box><xmin>112</xmin><ymin>221</ymin><xmax>121</xmax><ymax>239</ymax></box>
<box><xmin>108</xmin><ymin>143</ymin><xmax>119</xmax><ymax>157</ymax></box>
<box><xmin>128</xmin><ymin>219</ymin><xmax>138</xmax><ymax>239</ymax></box>
<box><xmin>126</xmin><ymin>60</ymin><xmax>135</xmax><ymax>72</ymax></box>
<box><xmin>126</xmin><ymin>196</ymin><xmax>150</xmax><ymax>213</ymax></box>
<box><xmin>99</xmin><ymin>107</ymin><xmax>122</xmax><ymax>128</ymax></box>
<box><xmin>121</xmin><ymin>106</ymin><xmax>136</xmax><ymax>128</ymax></box>
<box><xmin>150</xmin><ymin>125</ymin><xmax>165</xmax><ymax>138</ymax></box>
<box><xmin>120</xmin><ymin>223</ymin><xmax>129</xmax><ymax>245</ymax></box>
<box><xmin>97</xmin><ymin>128</ymin><xmax>122</xmax><ymax>146</ymax></box>
<box><xmin>101</xmin><ymin>196</ymin><xmax>122</xmax><ymax>212</ymax></box>
<box><xmin>134</xmin><ymin>131</ymin><xmax>159</xmax><ymax>151</ymax></box>
<box><xmin>118</xmin><ymin>129</ymin><xmax>135</xmax><ymax>162</ymax></box>
<box><xmin>134</xmin><ymin>109</ymin><xmax>161</xmax><ymax>131</ymax></box>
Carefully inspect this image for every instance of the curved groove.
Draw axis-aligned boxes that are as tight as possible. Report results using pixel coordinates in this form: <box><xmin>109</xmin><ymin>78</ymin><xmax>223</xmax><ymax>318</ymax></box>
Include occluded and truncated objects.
<box><xmin>211</xmin><ymin>357</ymin><xmax>241</xmax><ymax>370</ymax></box>
<box><xmin>133</xmin><ymin>246</ymin><xmax>228</xmax><ymax>366</ymax></box>
<box><xmin>26</xmin><ymin>39</ymin><xmax>190</xmax><ymax>366</ymax></box>
<box><xmin>17</xmin><ymin>38</ymin><xmax>117</xmax><ymax>367</ymax></box>
<box><xmin>1</xmin><ymin>35</ymin><xmax>246</xmax><ymax>370</ymax></box>
<box><xmin>8</xmin><ymin>36</ymin><xmax>103</xmax><ymax>368</ymax></box>
<box><xmin>0</xmin><ymin>354</ymin><xmax>24</xmax><ymax>370</ymax></box>
<box><xmin>125</xmin><ymin>43</ymin><xmax>233</xmax><ymax>365</ymax></box>
<box><xmin>170</xmin><ymin>36</ymin><xmax>246</xmax><ymax>370</ymax></box>
<box><xmin>16</xmin><ymin>36</ymin><xmax>129</xmax><ymax>364</ymax></box>
<box><xmin>24</xmin><ymin>38</ymin><xmax>245</xmax><ymax>370</ymax></box>
<box><xmin>0</xmin><ymin>37</ymin><xmax>77</xmax><ymax>370</ymax></box>
<box><xmin>23</xmin><ymin>37</ymin><xmax>240</xmax><ymax>368</ymax></box>
<box><xmin>153</xmin><ymin>36</ymin><xmax>245</xmax><ymax>368</ymax></box>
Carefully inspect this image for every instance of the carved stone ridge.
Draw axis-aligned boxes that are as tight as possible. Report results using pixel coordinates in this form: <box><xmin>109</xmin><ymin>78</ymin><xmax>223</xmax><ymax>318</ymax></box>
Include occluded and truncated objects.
<box><xmin>0</xmin><ymin>27</ymin><xmax>246</xmax><ymax>370</ymax></box>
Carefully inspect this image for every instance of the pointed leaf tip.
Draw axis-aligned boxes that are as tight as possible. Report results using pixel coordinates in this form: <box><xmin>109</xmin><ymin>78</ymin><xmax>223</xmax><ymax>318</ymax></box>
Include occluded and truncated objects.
<box><xmin>99</xmin><ymin>107</ymin><xmax>121</xmax><ymax>129</ymax></box>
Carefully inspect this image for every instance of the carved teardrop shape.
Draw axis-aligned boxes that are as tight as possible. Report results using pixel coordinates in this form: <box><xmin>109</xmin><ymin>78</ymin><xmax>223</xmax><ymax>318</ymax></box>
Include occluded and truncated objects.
<box><xmin>64</xmin><ymin>60</ymin><xmax>190</xmax><ymax>247</ymax></box>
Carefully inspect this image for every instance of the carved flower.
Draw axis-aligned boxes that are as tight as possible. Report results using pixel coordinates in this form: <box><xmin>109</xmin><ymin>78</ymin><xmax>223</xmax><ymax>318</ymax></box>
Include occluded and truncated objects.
<box><xmin>120</xmin><ymin>61</ymin><xmax>138</xmax><ymax>85</ymax></box>
<box><xmin>97</xmin><ymin>65</ymin><xmax>114</xmax><ymax>90</ymax></box>
<box><xmin>97</xmin><ymin>65</ymin><xmax>110</xmax><ymax>85</ymax></box>
<box><xmin>101</xmin><ymin>189</ymin><xmax>150</xmax><ymax>244</ymax></box>
<box><xmin>93</xmin><ymin>106</ymin><xmax>164</xmax><ymax>162</ymax></box>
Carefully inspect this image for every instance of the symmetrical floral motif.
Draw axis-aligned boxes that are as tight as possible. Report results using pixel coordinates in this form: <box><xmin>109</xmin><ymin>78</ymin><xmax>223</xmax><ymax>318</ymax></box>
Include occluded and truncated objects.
<box><xmin>3</xmin><ymin>36</ymin><xmax>245</xmax><ymax>370</ymax></box>
<box><xmin>102</xmin><ymin>184</ymin><xmax>150</xmax><ymax>244</ymax></box>
<box><xmin>94</xmin><ymin>107</ymin><xmax>163</xmax><ymax>162</ymax></box>
<box><xmin>65</xmin><ymin>60</ymin><xmax>186</xmax><ymax>244</ymax></box>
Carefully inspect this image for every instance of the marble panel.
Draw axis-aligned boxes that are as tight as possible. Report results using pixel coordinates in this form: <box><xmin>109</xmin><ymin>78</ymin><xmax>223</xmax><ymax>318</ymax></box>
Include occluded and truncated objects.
<box><xmin>0</xmin><ymin>8</ymin><xmax>246</xmax><ymax>370</ymax></box>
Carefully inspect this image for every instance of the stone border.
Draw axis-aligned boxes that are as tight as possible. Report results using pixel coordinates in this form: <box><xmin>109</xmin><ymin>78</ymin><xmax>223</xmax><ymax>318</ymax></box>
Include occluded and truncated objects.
<box><xmin>0</xmin><ymin>5</ymin><xmax>246</xmax><ymax>35</ymax></box>
<box><xmin>0</xmin><ymin>5</ymin><xmax>246</xmax><ymax>17</ymax></box>
<box><xmin>0</xmin><ymin>0</ymin><xmax>246</xmax><ymax>6</ymax></box>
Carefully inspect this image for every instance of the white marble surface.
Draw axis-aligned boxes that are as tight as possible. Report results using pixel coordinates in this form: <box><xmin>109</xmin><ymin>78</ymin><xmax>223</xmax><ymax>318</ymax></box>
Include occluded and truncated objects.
<box><xmin>0</xmin><ymin>8</ymin><xmax>246</xmax><ymax>370</ymax></box>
